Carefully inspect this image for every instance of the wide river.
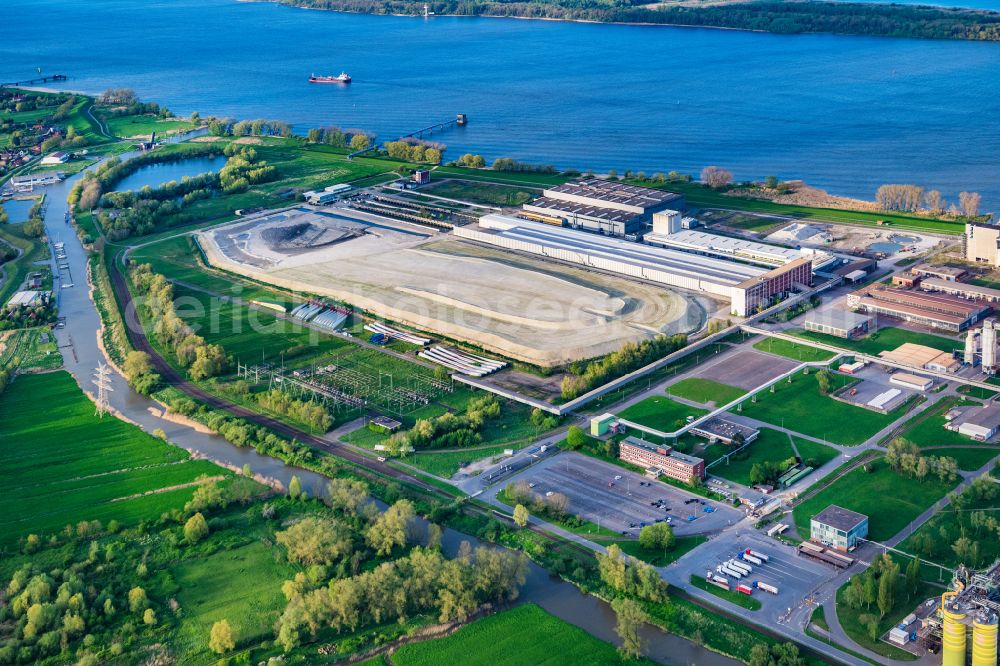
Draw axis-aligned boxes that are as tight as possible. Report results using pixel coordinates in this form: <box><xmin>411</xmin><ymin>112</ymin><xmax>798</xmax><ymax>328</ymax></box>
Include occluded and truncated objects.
<box><xmin>4</xmin><ymin>0</ymin><xmax>1000</xmax><ymax>210</ymax></box>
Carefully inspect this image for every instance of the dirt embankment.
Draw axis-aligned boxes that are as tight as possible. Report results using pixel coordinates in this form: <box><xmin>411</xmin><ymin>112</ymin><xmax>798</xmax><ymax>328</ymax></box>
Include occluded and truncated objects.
<box><xmin>725</xmin><ymin>180</ymin><xmax>881</xmax><ymax>212</ymax></box>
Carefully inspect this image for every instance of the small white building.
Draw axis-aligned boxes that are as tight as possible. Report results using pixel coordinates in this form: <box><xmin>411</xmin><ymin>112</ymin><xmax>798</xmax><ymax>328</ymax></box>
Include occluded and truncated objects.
<box><xmin>956</xmin><ymin>404</ymin><xmax>1000</xmax><ymax>441</ymax></box>
<box><xmin>6</xmin><ymin>290</ymin><xmax>45</xmax><ymax>308</ymax></box>
<box><xmin>889</xmin><ymin>373</ymin><xmax>933</xmax><ymax>392</ymax></box>
<box><xmin>40</xmin><ymin>151</ymin><xmax>69</xmax><ymax>165</ymax></box>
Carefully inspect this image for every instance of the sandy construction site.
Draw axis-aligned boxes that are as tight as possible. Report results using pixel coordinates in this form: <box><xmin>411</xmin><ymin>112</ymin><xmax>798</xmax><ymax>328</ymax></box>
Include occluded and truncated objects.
<box><xmin>198</xmin><ymin>207</ymin><xmax>714</xmax><ymax>366</ymax></box>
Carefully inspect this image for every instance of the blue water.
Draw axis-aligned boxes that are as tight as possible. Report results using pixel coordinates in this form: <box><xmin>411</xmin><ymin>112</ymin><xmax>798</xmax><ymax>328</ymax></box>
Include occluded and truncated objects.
<box><xmin>0</xmin><ymin>198</ymin><xmax>39</xmax><ymax>223</ymax></box>
<box><xmin>110</xmin><ymin>156</ymin><xmax>227</xmax><ymax>192</ymax></box>
<box><xmin>3</xmin><ymin>0</ymin><xmax>1000</xmax><ymax>211</ymax></box>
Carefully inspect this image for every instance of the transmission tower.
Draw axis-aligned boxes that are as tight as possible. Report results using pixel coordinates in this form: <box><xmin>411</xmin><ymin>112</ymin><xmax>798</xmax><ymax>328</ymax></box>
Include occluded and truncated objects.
<box><xmin>93</xmin><ymin>364</ymin><xmax>114</xmax><ymax>418</ymax></box>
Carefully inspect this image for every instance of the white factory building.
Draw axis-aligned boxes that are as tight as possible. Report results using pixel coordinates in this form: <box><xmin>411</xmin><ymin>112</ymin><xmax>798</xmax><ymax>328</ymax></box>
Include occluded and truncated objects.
<box><xmin>644</xmin><ymin>211</ymin><xmax>838</xmax><ymax>272</ymax></box>
<box><xmin>454</xmin><ymin>215</ymin><xmax>812</xmax><ymax>316</ymax></box>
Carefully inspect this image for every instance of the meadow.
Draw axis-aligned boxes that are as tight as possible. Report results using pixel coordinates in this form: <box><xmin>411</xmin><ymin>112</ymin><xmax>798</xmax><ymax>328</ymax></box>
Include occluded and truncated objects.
<box><xmin>0</xmin><ymin>371</ymin><xmax>233</xmax><ymax>546</ymax></box>
<box><xmin>617</xmin><ymin>395</ymin><xmax>709</xmax><ymax>432</ymax></box>
<box><xmin>792</xmin><ymin>326</ymin><xmax>960</xmax><ymax>356</ymax></box>
<box><xmin>707</xmin><ymin>428</ymin><xmax>837</xmax><ymax>487</ymax></box>
<box><xmin>666</xmin><ymin>377</ymin><xmax>745</xmax><ymax>406</ymax></box>
<box><xmin>792</xmin><ymin>458</ymin><xmax>956</xmax><ymax>541</ymax></box>
<box><xmin>751</xmin><ymin>336</ymin><xmax>837</xmax><ymax>363</ymax></box>
<box><xmin>422</xmin><ymin>179</ymin><xmax>537</xmax><ymax>206</ymax></box>
<box><xmin>613</xmin><ymin>535</ymin><xmax>706</xmax><ymax>567</ymax></box>
<box><xmin>894</xmin><ymin>397</ymin><xmax>1000</xmax><ymax>471</ymax></box>
<box><xmin>391</xmin><ymin>603</ymin><xmax>657</xmax><ymax>666</ymax></box>
<box><xmin>105</xmin><ymin>114</ymin><xmax>198</xmax><ymax>138</ymax></box>
<box><xmin>738</xmin><ymin>372</ymin><xmax>912</xmax><ymax>446</ymax></box>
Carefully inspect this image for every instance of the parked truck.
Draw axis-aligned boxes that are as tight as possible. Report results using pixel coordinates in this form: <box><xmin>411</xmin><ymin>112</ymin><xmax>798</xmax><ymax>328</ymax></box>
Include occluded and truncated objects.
<box><xmin>736</xmin><ymin>584</ymin><xmax>753</xmax><ymax>596</ymax></box>
<box><xmin>747</xmin><ymin>549</ymin><xmax>770</xmax><ymax>563</ymax></box>
<box><xmin>741</xmin><ymin>552</ymin><xmax>763</xmax><ymax>566</ymax></box>
<box><xmin>729</xmin><ymin>559</ymin><xmax>752</xmax><ymax>575</ymax></box>
<box><xmin>756</xmin><ymin>581</ymin><xmax>779</xmax><ymax>595</ymax></box>
<box><xmin>719</xmin><ymin>565</ymin><xmax>743</xmax><ymax>580</ymax></box>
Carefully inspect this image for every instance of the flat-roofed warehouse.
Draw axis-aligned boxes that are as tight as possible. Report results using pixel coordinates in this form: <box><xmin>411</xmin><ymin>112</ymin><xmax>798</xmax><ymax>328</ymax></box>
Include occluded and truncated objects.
<box><xmin>455</xmin><ymin>215</ymin><xmax>812</xmax><ymax>316</ymax></box>
<box><xmin>523</xmin><ymin>178</ymin><xmax>684</xmax><ymax>236</ymax></box>
<box><xmin>644</xmin><ymin>228</ymin><xmax>838</xmax><ymax>272</ymax></box>
<box><xmin>847</xmin><ymin>285</ymin><xmax>991</xmax><ymax>332</ymax></box>
<box><xmin>803</xmin><ymin>309</ymin><xmax>873</xmax><ymax>339</ymax></box>
<box><xmin>920</xmin><ymin>277</ymin><xmax>1000</xmax><ymax>304</ymax></box>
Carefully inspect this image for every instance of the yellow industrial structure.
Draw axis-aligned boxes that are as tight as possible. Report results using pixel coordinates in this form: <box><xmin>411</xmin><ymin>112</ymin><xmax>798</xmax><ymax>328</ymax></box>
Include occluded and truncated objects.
<box><xmin>972</xmin><ymin>613</ymin><xmax>998</xmax><ymax>666</ymax></box>
<box><xmin>935</xmin><ymin>565</ymin><xmax>1000</xmax><ymax>666</ymax></box>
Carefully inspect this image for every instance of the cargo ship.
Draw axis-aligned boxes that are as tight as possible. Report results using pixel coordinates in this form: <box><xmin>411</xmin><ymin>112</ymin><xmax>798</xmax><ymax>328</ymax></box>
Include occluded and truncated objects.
<box><xmin>309</xmin><ymin>72</ymin><xmax>351</xmax><ymax>84</ymax></box>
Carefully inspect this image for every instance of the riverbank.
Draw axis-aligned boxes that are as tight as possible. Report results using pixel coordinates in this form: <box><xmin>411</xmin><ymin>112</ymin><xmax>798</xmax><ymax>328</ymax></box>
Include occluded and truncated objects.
<box><xmin>271</xmin><ymin>0</ymin><xmax>1000</xmax><ymax>40</ymax></box>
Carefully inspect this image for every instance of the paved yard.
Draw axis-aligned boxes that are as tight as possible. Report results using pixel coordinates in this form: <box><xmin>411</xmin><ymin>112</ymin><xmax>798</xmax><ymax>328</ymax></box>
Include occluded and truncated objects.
<box><xmin>693</xmin><ymin>349</ymin><xmax>799</xmax><ymax>391</ymax></box>
<box><xmin>498</xmin><ymin>452</ymin><xmax>742</xmax><ymax>537</ymax></box>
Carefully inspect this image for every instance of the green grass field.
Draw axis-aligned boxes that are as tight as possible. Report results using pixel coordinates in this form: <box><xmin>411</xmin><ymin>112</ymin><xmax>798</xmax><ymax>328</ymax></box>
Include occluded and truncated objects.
<box><xmin>167</xmin><ymin>284</ymin><xmax>353</xmax><ymax>366</ymax></box>
<box><xmin>0</xmin><ymin>371</ymin><xmax>232</xmax><ymax>545</ymax></box>
<box><xmin>422</xmin><ymin>178</ymin><xmax>537</xmax><ymax>206</ymax></box>
<box><xmin>892</xmin><ymin>396</ymin><xmax>1000</xmax><ymax>470</ymax></box>
<box><xmin>707</xmin><ymin>428</ymin><xmax>837</xmax><ymax>487</ymax></box>
<box><xmin>636</xmin><ymin>179</ymin><xmax>966</xmax><ymax>235</ymax></box>
<box><xmin>105</xmin><ymin>114</ymin><xmax>197</xmax><ymax>138</ymax></box>
<box><xmin>752</xmin><ymin>337</ymin><xmax>837</xmax><ymax>363</ymax></box>
<box><xmin>617</xmin><ymin>395</ymin><xmax>709</xmax><ymax>433</ymax></box>
<box><xmin>666</xmin><ymin>377</ymin><xmax>746</xmax><ymax>406</ymax></box>
<box><xmin>172</xmin><ymin>541</ymin><xmax>296</xmax><ymax>664</ymax></box>
<box><xmin>391</xmin><ymin>603</ymin><xmax>656</xmax><ymax>665</ymax></box>
<box><xmin>792</xmin><ymin>326</ymin><xmax>960</xmax><ymax>356</ymax></box>
<box><xmin>792</xmin><ymin>458</ymin><xmax>957</xmax><ymax>541</ymax></box>
<box><xmin>613</xmin><ymin>535</ymin><xmax>706</xmax><ymax>566</ymax></box>
<box><xmin>403</xmin><ymin>446</ymin><xmax>512</xmax><ymax>478</ymax></box>
<box><xmin>738</xmin><ymin>372</ymin><xmax>911</xmax><ymax>446</ymax></box>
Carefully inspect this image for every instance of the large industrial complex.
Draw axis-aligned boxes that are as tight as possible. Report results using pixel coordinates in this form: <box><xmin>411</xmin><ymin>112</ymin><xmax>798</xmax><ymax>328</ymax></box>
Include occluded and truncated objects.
<box><xmin>455</xmin><ymin>214</ymin><xmax>814</xmax><ymax>316</ymax></box>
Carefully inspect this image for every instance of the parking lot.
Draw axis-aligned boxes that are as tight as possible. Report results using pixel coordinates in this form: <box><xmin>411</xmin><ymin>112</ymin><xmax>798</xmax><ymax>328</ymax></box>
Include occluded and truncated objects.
<box><xmin>693</xmin><ymin>349</ymin><xmax>799</xmax><ymax>391</ymax></box>
<box><xmin>497</xmin><ymin>452</ymin><xmax>743</xmax><ymax>537</ymax></box>
<box><xmin>670</xmin><ymin>529</ymin><xmax>835</xmax><ymax>617</ymax></box>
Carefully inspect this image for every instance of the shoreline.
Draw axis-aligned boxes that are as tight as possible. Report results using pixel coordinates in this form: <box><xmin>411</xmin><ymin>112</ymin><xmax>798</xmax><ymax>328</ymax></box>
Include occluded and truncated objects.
<box><xmin>254</xmin><ymin>0</ymin><xmax>1000</xmax><ymax>41</ymax></box>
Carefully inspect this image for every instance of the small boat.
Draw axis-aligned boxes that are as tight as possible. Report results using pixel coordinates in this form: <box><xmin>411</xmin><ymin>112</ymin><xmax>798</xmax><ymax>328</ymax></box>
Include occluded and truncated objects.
<box><xmin>309</xmin><ymin>72</ymin><xmax>351</xmax><ymax>84</ymax></box>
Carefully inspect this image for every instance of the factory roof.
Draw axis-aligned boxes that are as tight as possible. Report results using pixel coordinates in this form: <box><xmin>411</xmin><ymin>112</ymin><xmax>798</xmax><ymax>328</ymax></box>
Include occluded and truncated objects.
<box><xmin>621</xmin><ymin>436</ymin><xmax>703</xmax><ymax>466</ymax></box>
<box><xmin>912</xmin><ymin>265</ymin><xmax>967</xmax><ymax>279</ymax></box>
<box><xmin>646</xmin><ymin>229</ymin><xmax>804</xmax><ymax>264</ymax></box>
<box><xmin>474</xmin><ymin>214</ymin><xmax>768</xmax><ymax>287</ymax></box>
<box><xmin>959</xmin><ymin>404</ymin><xmax>1000</xmax><ymax>431</ymax></box>
<box><xmin>524</xmin><ymin>197</ymin><xmax>644</xmax><ymax>224</ymax></box>
<box><xmin>6</xmin><ymin>290</ymin><xmax>44</xmax><ymax>307</ymax></box>
<box><xmin>853</xmin><ymin>285</ymin><xmax>990</xmax><ymax>320</ymax></box>
<box><xmin>878</xmin><ymin>343</ymin><xmax>959</xmax><ymax>369</ymax></box>
<box><xmin>921</xmin><ymin>277</ymin><xmax>1000</xmax><ymax>300</ymax></box>
<box><xmin>803</xmin><ymin>309</ymin><xmax>873</xmax><ymax>331</ymax></box>
<box><xmin>813</xmin><ymin>505</ymin><xmax>867</xmax><ymax>532</ymax></box>
<box><xmin>544</xmin><ymin>178</ymin><xmax>682</xmax><ymax>208</ymax></box>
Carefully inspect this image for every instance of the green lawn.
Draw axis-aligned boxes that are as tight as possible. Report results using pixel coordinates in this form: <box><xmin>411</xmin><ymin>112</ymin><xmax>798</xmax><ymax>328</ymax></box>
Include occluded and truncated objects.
<box><xmin>792</xmin><ymin>326</ymin><xmax>960</xmax><ymax>356</ymax></box>
<box><xmin>422</xmin><ymin>178</ymin><xmax>537</xmax><ymax>206</ymax></box>
<box><xmin>613</xmin><ymin>535</ymin><xmax>706</xmax><ymax>566</ymax></box>
<box><xmin>635</xmin><ymin>178</ymin><xmax>966</xmax><ymax>235</ymax></box>
<box><xmin>0</xmin><ymin>371</ymin><xmax>234</xmax><ymax>545</ymax></box>
<box><xmin>617</xmin><ymin>395</ymin><xmax>709</xmax><ymax>433</ymax></box>
<box><xmin>403</xmin><ymin>446</ymin><xmax>511</xmax><ymax>479</ymax></box>
<box><xmin>105</xmin><ymin>113</ymin><xmax>197</xmax><ymax>138</ymax></box>
<box><xmin>689</xmin><ymin>575</ymin><xmax>761</xmax><ymax>611</ymax></box>
<box><xmin>892</xmin><ymin>396</ymin><xmax>1000</xmax><ymax>470</ymax></box>
<box><xmin>166</xmin><ymin>284</ymin><xmax>353</xmax><ymax>365</ymax></box>
<box><xmin>752</xmin><ymin>337</ymin><xmax>837</xmax><ymax>363</ymax></box>
<box><xmin>666</xmin><ymin>377</ymin><xmax>745</xmax><ymax>406</ymax></box>
<box><xmin>792</xmin><ymin>458</ymin><xmax>957</xmax><ymax>541</ymax></box>
<box><xmin>738</xmin><ymin>372</ymin><xmax>912</xmax><ymax>446</ymax></box>
<box><xmin>172</xmin><ymin>541</ymin><xmax>296</xmax><ymax>664</ymax></box>
<box><xmin>708</xmin><ymin>428</ymin><xmax>837</xmax><ymax>487</ymax></box>
<box><xmin>391</xmin><ymin>603</ymin><xmax>656</xmax><ymax>665</ymax></box>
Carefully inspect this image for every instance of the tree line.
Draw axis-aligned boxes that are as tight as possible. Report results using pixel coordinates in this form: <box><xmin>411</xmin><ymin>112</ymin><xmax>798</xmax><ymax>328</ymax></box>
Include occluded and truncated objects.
<box><xmin>305</xmin><ymin>125</ymin><xmax>375</xmax><ymax>151</ymax></box>
<box><xmin>384</xmin><ymin>138</ymin><xmax>443</xmax><ymax>164</ymax></box>
<box><xmin>561</xmin><ymin>334</ymin><xmax>687</xmax><ymax>400</ymax></box>
<box><xmin>884</xmin><ymin>437</ymin><xmax>959</xmax><ymax>484</ymax></box>
<box><xmin>875</xmin><ymin>184</ymin><xmax>984</xmax><ymax>218</ymax></box>
<box><xmin>130</xmin><ymin>264</ymin><xmax>228</xmax><ymax>380</ymax></box>
<box><xmin>278</xmin><ymin>0</ymin><xmax>1000</xmax><ymax>40</ymax></box>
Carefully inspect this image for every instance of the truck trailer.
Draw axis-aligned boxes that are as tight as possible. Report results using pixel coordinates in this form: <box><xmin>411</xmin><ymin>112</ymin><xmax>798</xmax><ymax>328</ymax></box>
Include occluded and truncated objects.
<box><xmin>741</xmin><ymin>553</ymin><xmax>763</xmax><ymax>566</ymax></box>
<box><xmin>729</xmin><ymin>560</ymin><xmax>752</xmax><ymax>575</ymax></box>
<box><xmin>756</xmin><ymin>581</ymin><xmax>779</xmax><ymax>595</ymax></box>
<box><xmin>747</xmin><ymin>549</ymin><xmax>770</xmax><ymax>563</ymax></box>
